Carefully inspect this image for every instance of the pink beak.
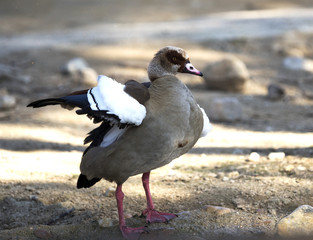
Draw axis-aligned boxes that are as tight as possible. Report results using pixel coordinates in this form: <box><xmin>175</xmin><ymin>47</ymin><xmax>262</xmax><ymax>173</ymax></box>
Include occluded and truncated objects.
<box><xmin>182</xmin><ymin>62</ymin><xmax>203</xmax><ymax>77</ymax></box>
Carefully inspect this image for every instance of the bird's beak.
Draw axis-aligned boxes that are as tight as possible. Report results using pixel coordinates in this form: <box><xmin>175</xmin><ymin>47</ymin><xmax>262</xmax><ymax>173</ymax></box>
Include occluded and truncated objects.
<box><xmin>181</xmin><ymin>62</ymin><xmax>203</xmax><ymax>77</ymax></box>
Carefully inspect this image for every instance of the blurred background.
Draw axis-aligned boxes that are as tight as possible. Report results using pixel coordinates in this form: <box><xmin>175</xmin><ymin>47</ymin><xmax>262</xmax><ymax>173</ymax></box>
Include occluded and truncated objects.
<box><xmin>0</xmin><ymin>1</ymin><xmax>313</xmax><ymax>239</ymax></box>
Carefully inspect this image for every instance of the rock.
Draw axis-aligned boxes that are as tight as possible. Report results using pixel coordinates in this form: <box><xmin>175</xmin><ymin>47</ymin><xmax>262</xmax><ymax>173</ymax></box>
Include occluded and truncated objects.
<box><xmin>296</xmin><ymin>165</ymin><xmax>307</xmax><ymax>171</ymax></box>
<box><xmin>33</xmin><ymin>228</ymin><xmax>52</xmax><ymax>240</ymax></box>
<box><xmin>283</xmin><ymin>165</ymin><xmax>295</xmax><ymax>173</ymax></box>
<box><xmin>104</xmin><ymin>187</ymin><xmax>116</xmax><ymax>197</ymax></box>
<box><xmin>207</xmin><ymin>172</ymin><xmax>217</xmax><ymax>178</ymax></box>
<box><xmin>283</xmin><ymin>56</ymin><xmax>313</xmax><ymax>73</ymax></box>
<box><xmin>79</xmin><ymin>67</ymin><xmax>98</xmax><ymax>86</ymax></box>
<box><xmin>98</xmin><ymin>218</ymin><xmax>114</xmax><ymax>228</ymax></box>
<box><xmin>0</xmin><ymin>88</ymin><xmax>16</xmax><ymax>110</ymax></box>
<box><xmin>61</xmin><ymin>58</ymin><xmax>98</xmax><ymax>86</ymax></box>
<box><xmin>276</xmin><ymin>205</ymin><xmax>313</xmax><ymax>238</ymax></box>
<box><xmin>267</xmin><ymin>84</ymin><xmax>285</xmax><ymax>101</ymax></box>
<box><xmin>61</xmin><ymin>58</ymin><xmax>89</xmax><ymax>75</ymax></box>
<box><xmin>203</xmin><ymin>57</ymin><xmax>249</xmax><ymax>92</ymax></box>
<box><xmin>232</xmin><ymin>198</ymin><xmax>246</xmax><ymax>210</ymax></box>
<box><xmin>222</xmin><ymin>176</ymin><xmax>229</xmax><ymax>182</ymax></box>
<box><xmin>204</xmin><ymin>205</ymin><xmax>233</xmax><ymax>216</ymax></box>
<box><xmin>208</xmin><ymin>97</ymin><xmax>243</xmax><ymax>122</ymax></box>
<box><xmin>248</xmin><ymin>152</ymin><xmax>260</xmax><ymax>162</ymax></box>
<box><xmin>227</xmin><ymin>171</ymin><xmax>240</xmax><ymax>179</ymax></box>
<box><xmin>216</xmin><ymin>172</ymin><xmax>225</xmax><ymax>179</ymax></box>
<box><xmin>268</xmin><ymin>152</ymin><xmax>285</xmax><ymax>161</ymax></box>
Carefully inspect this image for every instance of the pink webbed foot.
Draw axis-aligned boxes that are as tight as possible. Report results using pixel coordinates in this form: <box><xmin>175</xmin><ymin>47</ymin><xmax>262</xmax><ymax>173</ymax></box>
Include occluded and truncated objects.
<box><xmin>142</xmin><ymin>208</ymin><xmax>177</xmax><ymax>224</ymax></box>
<box><xmin>120</xmin><ymin>226</ymin><xmax>149</xmax><ymax>240</ymax></box>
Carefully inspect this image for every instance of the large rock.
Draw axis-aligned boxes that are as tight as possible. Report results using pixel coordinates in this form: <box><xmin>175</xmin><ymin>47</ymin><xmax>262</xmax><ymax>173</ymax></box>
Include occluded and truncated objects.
<box><xmin>276</xmin><ymin>205</ymin><xmax>313</xmax><ymax>238</ymax></box>
<box><xmin>207</xmin><ymin>97</ymin><xmax>243</xmax><ymax>122</ymax></box>
<box><xmin>203</xmin><ymin>57</ymin><xmax>249</xmax><ymax>92</ymax></box>
<box><xmin>61</xmin><ymin>58</ymin><xmax>97</xmax><ymax>86</ymax></box>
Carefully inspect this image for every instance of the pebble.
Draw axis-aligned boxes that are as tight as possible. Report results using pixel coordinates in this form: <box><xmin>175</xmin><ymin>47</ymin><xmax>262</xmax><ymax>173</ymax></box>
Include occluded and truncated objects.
<box><xmin>98</xmin><ymin>218</ymin><xmax>114</xmax><ymax>228</ymax></box>
<box><xmin>104</xmin><ymin>187</ymin><xmax>116</xmax><ymax>197</ymax></box>
<box><xmin>207</xmin><ymin>172</ymin><xmax>217</xmax><ymax>178</ymax></box>
<box><xmin>61</xmin><ymin>58</ymin><xmax>98</xmax><ymax>86</ymax></box>
<box><xmin>276</xmin><ymin>205</ymin><xmax>313</xmax><ymax>238</ymax></box>
<box><xmin>227</xmin><ymin>171</ymin><xmax>240</xmax><ymax>179</ymax></box>
<box><xmin>283</xmin><ymin>56</ymin><xmax>313</xmax><ymax>73</ymax></box>
<box><xmin>268</xmin><ymin>152</ymin><xmax>285</xmax><ymax>161</ymax></box>
<box><xmin>33</xmin><ymin>228</ymin><xmax>52</xmax><ymax>240</ymax></box>
<box><xmin>61</xmin><ymin>58</ymin><xmax>89</xmax><ymax>75</ymax></box>
<box><xmin>204</xmin><ymin>205</ymin><xmax>233</xmax><ymax>216</ymax></box>
<box><xmin>208</xmin><ymin>97</ymin><xmax>243</xmax><ymax>122</ymax></box>
<box><xmin>283</xmin><ymin>165</ymin><xmax>295</xmax><ymax>173</ymax></box>
<box><xmin>203</xmin><ymin>57</ymin><xmax>249</xmax><ymax>92</ymax></box>
<box><xmin>267</xmin><ymin>84</ymin><xmax>285</xmax><ymax>101</ymax></box>
<box><xmin>232</xmin><ymin>198</ymin><xmax>246</xmax><ymax>210</ymax></box>
<box><xmin>0</xmin><ymin>88</ymin><xmax>16</xmax><ymax>110</ymax></box>
<box><xmin>248</xmin><ymin>152</ymin><xmax>260</xmax><ymax>162</ymax></box>
<box><xmin>79</xmin><ymin>67</ymin><xmax>98</xmax><ymax>86</ymax></box>
<box><xmin>296</xmin><ymin>166</ymin><xmax>307</xmax><ymax>171</ymax></box>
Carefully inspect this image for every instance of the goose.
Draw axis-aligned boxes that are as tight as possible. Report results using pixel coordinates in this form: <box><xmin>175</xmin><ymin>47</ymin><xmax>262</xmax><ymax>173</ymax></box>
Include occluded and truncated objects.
<box><xmin>28</xmin><ymin>46</ymin><xmax>212</xmax><ymax>239</ymax></box>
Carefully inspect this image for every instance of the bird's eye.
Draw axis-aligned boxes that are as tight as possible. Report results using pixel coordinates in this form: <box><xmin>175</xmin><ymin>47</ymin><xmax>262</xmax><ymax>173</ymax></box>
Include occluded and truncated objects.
<box><xmin>172</xmin><ymin>57</ymin><xmax>177</xmax><ymax>62</ymax></box>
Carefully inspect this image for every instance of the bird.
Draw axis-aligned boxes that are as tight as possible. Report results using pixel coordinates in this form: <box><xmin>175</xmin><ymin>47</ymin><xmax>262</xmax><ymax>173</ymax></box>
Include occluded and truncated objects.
<box><xmin>27</xmin><ymin>46</ymin><xmax>212</xmax><ymax>239</ymax></box>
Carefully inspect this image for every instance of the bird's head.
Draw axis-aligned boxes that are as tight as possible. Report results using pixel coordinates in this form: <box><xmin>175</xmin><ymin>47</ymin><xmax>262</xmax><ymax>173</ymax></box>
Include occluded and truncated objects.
<box><xmin>148</xmin><ymin>46</ymin><xmax>203</xmax><ymax>81</ymax></box>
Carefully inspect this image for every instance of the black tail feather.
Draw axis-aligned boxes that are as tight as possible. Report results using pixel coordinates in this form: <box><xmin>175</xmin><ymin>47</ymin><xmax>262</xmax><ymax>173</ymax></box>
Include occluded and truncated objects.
<box><xmin>27</xmin><ymin>98</ymin><xmax>66</xmax><ymax>108</ymax></box>
<box><xmin>77</xmin><ymin>174</ymin><xmax>101</xmax><ymax>189</ymax></box>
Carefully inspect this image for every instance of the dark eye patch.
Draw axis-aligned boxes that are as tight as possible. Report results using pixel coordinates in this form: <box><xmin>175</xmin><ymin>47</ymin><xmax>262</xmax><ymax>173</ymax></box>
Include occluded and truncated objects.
<box><xmin>166</xmin><ymin>51</ymin><xmax>186</xmax><ymax>65</ymax></box>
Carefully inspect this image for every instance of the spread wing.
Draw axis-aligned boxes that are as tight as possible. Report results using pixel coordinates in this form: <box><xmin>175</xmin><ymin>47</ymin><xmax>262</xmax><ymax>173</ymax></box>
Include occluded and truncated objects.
<box><xmin>28</xmin><ymin>75</ymin><xmax>150</xmax><ymax>150</ymax></box>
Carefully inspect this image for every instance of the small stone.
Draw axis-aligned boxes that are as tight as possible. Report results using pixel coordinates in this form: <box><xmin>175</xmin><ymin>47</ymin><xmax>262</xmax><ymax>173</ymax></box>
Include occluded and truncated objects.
<box><xmin>268</xmin><ymin>152</ymin><xmax>285</xmax><ymax>161</ymax></box>
<box><xmin>232</xmin><ymin>198</ymin><xmax>246</xmax><ymax>210</ymax></box>
<box><xmin>104</xmin><ymin>187</ymin><xmax>116</xmax><ymax>197</ymax></box>
<box><xmin>267</xmin><ymin>84</ymin><xmax>285</xmax><ymax>101</ymax></box>
<box><xmin>79</xmin><ymin>67</ymin><xmax>98</xmax><ymax>86</ymax></box>
<box><xmin>204</xmin><ymin>205</ymin><xmax>233</xmax><ymax>216</ymax></box>
<box><xmin>98</xmin><ymin>218</ymin><xmax>114</xmax><ymax>228</ymax></box>
<box><xmin>283</xmin><ymin>56</ymin><xmax>313</xmax><ymax>73</ymax></box>
<box><xmin>29</xmin><ymin>195</ymin><xmax>38</xmax><ymax>201</ymax></box>
<box><xmin>0</xmin><ymin>88</ymin><xmax>16</xmax><ymax>110</ymax></box>
<box><xmin>208</xmin><ymin>97</ymin><xmax>243</xmax><ymax>122</ymax></box>
<box><xmin>207</xmin><ymin>172</ymin><xmax>217</xmax><ymax>178</ymax></box>
<box><xmin>276</xmin><ymin>205</ymin><xmax>313</xmax><ymax>238</ymax></box>
<box><xmin>61</xmin><ymin>58</ymin><xmax>89</xmax><ymax>75</ymax></box>
<box><xmin>222</xmin><ymin>176</ymin><xmax>229</xmax><ymax>182</ymax></box>
<box><xmin>33</xmin><ymin>229</ymin><xmax>52</xmax><ymax>239</ymax></box>
<box><xmin>203</xmin><ymin>57</ymin><xmax>249</xmax><ymax>92</ymax></box>
<box><xmin>296</xmin><ymin>166</ymin><xmax>307</xmax><ymax>171</ymax></box>
<box><xmin>124</xmin><ymin>212</ymin><xmax>132</xmax><ymax>219</ymax></box>
<box><xmin>227</xmin><ymin>171</ymin><xmax>240</xmax><ymax>179</ymax></box>
<box><xmin>283</xmin><ymin>165</ymin><xmax>295</xmax><ymax>173</ymax></box>
<box><xmin>248</xmin><ymin>152</ymin><xmax>260</xmax><ymax>162</ymax></box>
<box><xmin>216</xmin><ymin>172</ymin><xmax>225</xmax><ymax>179</ymax></box>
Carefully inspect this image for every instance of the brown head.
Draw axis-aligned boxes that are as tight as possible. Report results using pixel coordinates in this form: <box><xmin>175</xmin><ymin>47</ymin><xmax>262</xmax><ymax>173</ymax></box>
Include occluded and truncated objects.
<box><xmin>148</xmin><ymin>46</ymin><xmax>203</xmax><ymax>81</ymax></box>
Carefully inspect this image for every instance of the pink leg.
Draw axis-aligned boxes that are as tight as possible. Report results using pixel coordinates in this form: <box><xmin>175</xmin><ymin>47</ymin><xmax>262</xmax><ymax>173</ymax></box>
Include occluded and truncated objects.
<box><xmin>142</xmin><ymin>172</ymin><xmax>177</xmax><ymax>224</ymax></box>
<box><xmin>116</xmin><ymin>184</ymin><xmax>148</xmax><ymax>239</ymax></box>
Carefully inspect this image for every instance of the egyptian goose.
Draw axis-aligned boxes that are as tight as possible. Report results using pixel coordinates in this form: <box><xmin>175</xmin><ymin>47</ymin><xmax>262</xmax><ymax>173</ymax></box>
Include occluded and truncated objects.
<box><xmin>28</xmin><ymin>46</ymin><xmax>212</xmax><ymax>239</ymax></box>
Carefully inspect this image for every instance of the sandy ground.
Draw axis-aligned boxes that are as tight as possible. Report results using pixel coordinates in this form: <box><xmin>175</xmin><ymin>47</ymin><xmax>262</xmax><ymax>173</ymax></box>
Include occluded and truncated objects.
<box><xmin>0</xmin><ymin>1</ymin><xmax>313</xmax><ymax>239</ymax></box>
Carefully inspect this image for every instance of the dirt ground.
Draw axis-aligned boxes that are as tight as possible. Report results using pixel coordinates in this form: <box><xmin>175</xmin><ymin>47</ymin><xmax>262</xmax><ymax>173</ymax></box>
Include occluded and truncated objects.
<box><xmin>0</xmin><ymin>1</ymin><xmax>313</xmax><ymax>240</ymax></box>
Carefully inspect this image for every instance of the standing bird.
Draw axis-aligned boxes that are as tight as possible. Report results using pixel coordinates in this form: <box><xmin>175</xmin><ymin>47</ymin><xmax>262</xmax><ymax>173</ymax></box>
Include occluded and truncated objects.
<box><xmin>28</xmin><ymin>46</ymin><xmax>212</xmax><ymax>239</ymax></box>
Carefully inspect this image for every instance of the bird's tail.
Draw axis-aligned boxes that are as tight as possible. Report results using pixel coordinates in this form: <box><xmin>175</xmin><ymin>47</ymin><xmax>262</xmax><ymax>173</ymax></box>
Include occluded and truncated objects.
<box><xmin>27</xmin><ymin>98</ymin><xmax>66</xmax><ymax>108</ymax></box>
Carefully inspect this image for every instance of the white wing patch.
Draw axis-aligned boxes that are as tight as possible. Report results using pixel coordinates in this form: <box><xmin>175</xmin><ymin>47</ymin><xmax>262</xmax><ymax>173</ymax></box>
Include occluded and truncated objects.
<box><xmin>87</xmin><ymin>75</ymin><xmax>146</xmax><ymax>126</ymax></box>
<box><xmin>199</xmin><ymin>106</ymin><xmax>212</xmax><ymax>137</ymax></box>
